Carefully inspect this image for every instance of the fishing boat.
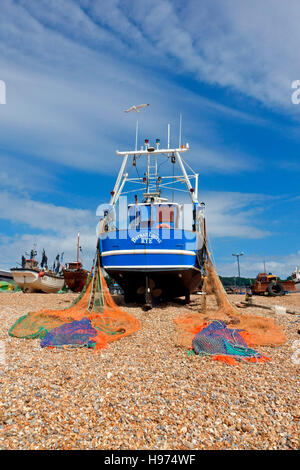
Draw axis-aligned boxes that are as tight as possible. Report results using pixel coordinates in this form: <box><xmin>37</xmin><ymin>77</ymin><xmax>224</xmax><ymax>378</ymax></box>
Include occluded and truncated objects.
<box><xmin>291</xmin><ymin>267</ymin><xmax>300</xmax><ymax>292</ymax></box>
<box><xmin>11</xmin><ymin>250</ymin><xmax>64</xmax><ymax>293</ymax></box>
<box><xmin>0</xmin><ymin>270</ymin><xmax>13</xmax><ymax>282</ymax></box>
<box><xmin>98</xmin><ymin>134</ymin><xmax>206</xmax><ymax>306</ymax></box>
<box><xmin>62</xmin><ymin>233</ymin><xmax>88</xmax><ymax>292</ymax></box>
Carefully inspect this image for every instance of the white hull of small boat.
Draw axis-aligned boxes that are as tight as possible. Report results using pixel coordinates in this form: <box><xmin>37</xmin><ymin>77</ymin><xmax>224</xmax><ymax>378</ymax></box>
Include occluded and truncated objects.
<box><xmin>11</xmin><ymin>269</ymin><xmax>64</xmax><ymax>293</ymax></box>
<box><xmin>294</xmin><ymin>281</ymin><xmax>300</xmax><ymax>293</ymax></box>
<box><xmin>292</xmin><ymin>267</ymin><xmax>300</xmax><ymax>293</ymax></box>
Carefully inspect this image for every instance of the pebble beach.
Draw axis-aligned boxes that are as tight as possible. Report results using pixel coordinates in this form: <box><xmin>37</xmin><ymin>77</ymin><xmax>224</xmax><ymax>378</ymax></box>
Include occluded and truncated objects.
<box><xmin>0</xmin><ymin>292</ymin><xmax>299</xmax><ymax>450</ymax></box>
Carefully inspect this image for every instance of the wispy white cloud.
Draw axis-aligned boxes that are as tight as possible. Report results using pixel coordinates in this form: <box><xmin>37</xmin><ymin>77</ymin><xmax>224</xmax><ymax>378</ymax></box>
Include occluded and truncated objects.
<box><xmin>125</xmin><ymin>0</ymin><xmax>300</xmax><ymax>110</ymax></box>
<box><xmin>0</xmin><ymin>189</ymin><xmax>97</xmax><ymax>269</ymax></box>
<box><xmin>217</xmin><ymin>251</ymin><xmax>300</xmax><ymax>279</ymax></box>
<box><xmin>87</xmin><ymin>0</ymin><xmax>300</xmax><ymax>111</ymax></box>
<box><xmin>0</xmin><ymin>190</ymin><xmax>95</xmax><ymax>234</ymax></box>
<box><xmin>202</xmin><ymin>191</ymin><xmax>272</xmax><ymax>239</ymax></box>
<box><xmin>0</xmin><ymin>0</ymin><xmax>269</xmax><ymax>177</ymax></box>
<box><xmin>0</xmin><ymin>153</ymin><xmax>58</xmax><ymax>195</ymax></box>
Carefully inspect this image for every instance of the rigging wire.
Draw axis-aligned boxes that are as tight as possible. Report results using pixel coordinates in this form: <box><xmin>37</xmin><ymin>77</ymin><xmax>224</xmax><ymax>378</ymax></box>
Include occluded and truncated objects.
<box><xmin>134</xmin><ymin>155</ymin><xmax>143</xmax><ymax>183</ymax></box>
<box><xmin>181</xmin><ymin>156</ymin><xmax>197</xmax><ymax>175</ymax></box>
<box><xmin>206</xmin><ymin>230</ymin><xmax>217</xmax><ymax>270</ymax></box>
<box><xmin>172</xmin><ymin>157</ymin><xmax>175</xmax><ymax>202</ymax></box>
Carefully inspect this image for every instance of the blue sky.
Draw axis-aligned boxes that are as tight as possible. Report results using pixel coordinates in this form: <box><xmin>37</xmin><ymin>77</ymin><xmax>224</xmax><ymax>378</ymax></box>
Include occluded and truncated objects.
<box><xmin>0</xmin><ymin>0</ymin><xmax>299</xmax><ymax>277</ymax></box>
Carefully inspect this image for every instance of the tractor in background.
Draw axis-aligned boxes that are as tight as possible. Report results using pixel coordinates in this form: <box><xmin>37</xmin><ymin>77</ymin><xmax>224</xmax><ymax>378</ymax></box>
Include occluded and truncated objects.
<box><xmin>251</xmin><ymin>273</ymin><xmax>295</xmax><ymax>296</ymax></box>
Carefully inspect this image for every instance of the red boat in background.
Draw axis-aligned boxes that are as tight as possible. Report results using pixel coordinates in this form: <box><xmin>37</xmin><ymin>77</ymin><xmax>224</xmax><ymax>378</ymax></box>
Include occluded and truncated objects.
<box><xmin>62</xmin><ymin>233</ymin><xmax>88</xmax><ymax>293</ymax></box>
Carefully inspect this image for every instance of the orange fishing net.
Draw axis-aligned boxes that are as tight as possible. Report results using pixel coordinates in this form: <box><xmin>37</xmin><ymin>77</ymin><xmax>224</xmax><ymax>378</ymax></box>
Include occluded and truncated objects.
<box><xmin>174</xmin><ymin>256</ymin><xmax>286</xmax><ymax>361</ymax></box>
<box><xmin>9</xmin><ymin>251</ymin><xmax>141</xmax><ymax>351</ymax></box>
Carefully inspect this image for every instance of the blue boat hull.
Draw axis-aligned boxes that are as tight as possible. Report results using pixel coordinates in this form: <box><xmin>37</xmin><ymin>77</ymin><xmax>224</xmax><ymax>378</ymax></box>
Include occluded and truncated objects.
<box><xmin>99</xmin><ymin>228</ymin><xmax>204</xmax><ymax>303</ymax></box>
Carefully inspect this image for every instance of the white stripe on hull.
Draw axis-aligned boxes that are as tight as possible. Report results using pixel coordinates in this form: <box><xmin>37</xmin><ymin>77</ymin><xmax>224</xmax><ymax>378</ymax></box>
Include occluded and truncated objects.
<box><xmin>103</xmin><ymin>265</ymin><xmax>197</xmax><ymax>270</ymax></box>
<box><xmin>101</xmin><ymin>249</ymin><xmax>196</xmax><ymax>257</ymax></box>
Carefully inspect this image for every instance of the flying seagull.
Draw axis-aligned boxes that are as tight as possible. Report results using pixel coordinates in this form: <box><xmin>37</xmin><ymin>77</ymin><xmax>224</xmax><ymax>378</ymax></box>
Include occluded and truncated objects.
<box><xmin>125</xmin><ymin>103</ymin><xmax>149</xmax><ymax>113</ymax></box>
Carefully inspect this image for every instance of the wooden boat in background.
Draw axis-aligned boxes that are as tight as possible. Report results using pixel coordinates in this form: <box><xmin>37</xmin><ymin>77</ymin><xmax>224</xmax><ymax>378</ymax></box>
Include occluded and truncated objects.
<box><xmin>62</xmin><ymin>233</ymin><xmax>88</xmax><ymax>292</ymax></box>
<box><xmin>0</xmin><ymin>270</ymin><xmax>13</xmax><ymax>282</ymax></box>
<box><xmin>11</xmin><ymin>255</ymin><xmax>64</xmax><ymax>293</ymax></box>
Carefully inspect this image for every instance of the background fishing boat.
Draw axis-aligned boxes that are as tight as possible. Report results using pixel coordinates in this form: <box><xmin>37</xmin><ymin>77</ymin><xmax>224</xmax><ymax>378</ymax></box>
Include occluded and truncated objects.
<box><xmin>0</xmin><ymin>270</ymin><xmax>13</xmax><ymax>282</ymax></box>
<box><xmin>11</xmin><ymin>249</ymin><xmax>64</xmax><ymax>293</ymax></box>
<box><xmin>62</xmin><ymin>233</ymin><xmax>88</xmax><ymax>292</ymax></box>
<box><xmin>291</xmin><ymin>267</ymin><xmax>300</xmax><ymax>292</ymax></box>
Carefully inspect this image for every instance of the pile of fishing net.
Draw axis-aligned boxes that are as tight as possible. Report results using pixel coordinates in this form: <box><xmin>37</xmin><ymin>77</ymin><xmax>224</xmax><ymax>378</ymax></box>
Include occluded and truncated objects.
<box><xmin>9</xmin><ymin>252</ymin><xmax>141</xmax><ymax>351</ymax></box>
<box><xmin>174</xmin><ymin>259</ymin><xmax>286</xmax><ymax>365</ymax></box>
<box><xmin>191</xmin><ymin>320</ymin><xmax>270</xmax><ymax>365</ymax></box>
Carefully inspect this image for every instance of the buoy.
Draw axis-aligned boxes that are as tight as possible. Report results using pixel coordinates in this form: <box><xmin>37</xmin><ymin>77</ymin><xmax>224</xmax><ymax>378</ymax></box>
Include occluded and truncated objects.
<box><xmin>156</xmin><ymin>223</ymin><xmax>171</xmax><ymax>229</ymax></box>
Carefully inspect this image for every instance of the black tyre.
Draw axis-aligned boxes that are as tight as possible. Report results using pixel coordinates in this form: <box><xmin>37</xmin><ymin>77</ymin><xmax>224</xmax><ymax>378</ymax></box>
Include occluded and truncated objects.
<box><xmin>267</xmin><ymin>282</ymin><xmax>284</xmax><ymax>296</ymax></box>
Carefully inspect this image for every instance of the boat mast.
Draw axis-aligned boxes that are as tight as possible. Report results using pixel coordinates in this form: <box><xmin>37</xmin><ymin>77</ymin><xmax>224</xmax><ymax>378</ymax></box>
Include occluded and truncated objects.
<box><xmin>77</xmin><ymin>232</ymin><xmax>80</xmax><ymax>266</ymax></box>
<box><xmin>179</xmin><ymin>114</ymin><xmax>182</xmax><ymax>148</ymax></box>
<box><xmin>135</xmin><ymin>120</ymin><xmax>139</xmax><ymax>151</ymax></box>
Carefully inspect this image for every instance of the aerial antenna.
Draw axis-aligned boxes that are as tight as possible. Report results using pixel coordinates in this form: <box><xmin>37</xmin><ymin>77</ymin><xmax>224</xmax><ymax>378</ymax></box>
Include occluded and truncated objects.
<box><xmin>135</xmin><ymin>120</ymin><xmax>139</xmax><ymax>151</ymax></box>
<box><xmin>179</xmin><ymin>113</ymin><xmax>182</xmax><ymax>148</ymax></box>
<box><xmin>167</xmin><ymin>123</ymin><xmax>170</xmax><ymax>149</ymax></box>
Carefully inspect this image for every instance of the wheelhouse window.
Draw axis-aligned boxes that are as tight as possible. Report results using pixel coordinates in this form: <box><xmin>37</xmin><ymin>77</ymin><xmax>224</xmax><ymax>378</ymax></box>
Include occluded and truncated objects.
<box><xmin>157</xmin><ymin>206</ymin><xmax>174</xmax><ymax>224</ymax></box>
<box><xmin>128</xmin><ymin>205</ymin><xmax>155</xmax><ymax>229</ymax></box>
<box><xmin>128</xmin><ymin>203</ymin><xmax>179</xmax><ymax>229</ymax></box>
